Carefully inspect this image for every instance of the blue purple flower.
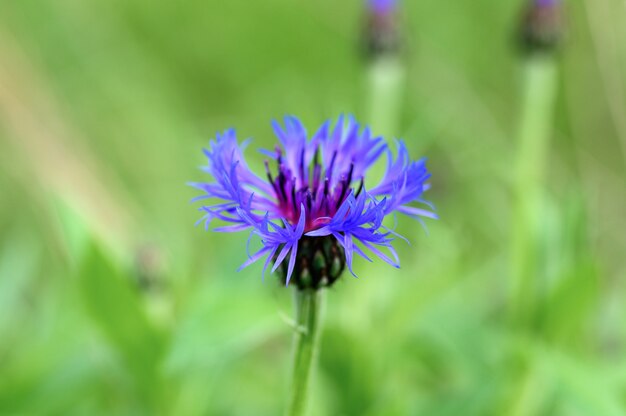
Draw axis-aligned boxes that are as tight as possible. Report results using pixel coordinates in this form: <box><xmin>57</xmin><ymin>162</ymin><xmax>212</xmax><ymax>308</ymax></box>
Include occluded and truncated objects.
<box><xmin>364</xmin><ymin>0</ymin><xmax>401</xmax><ymax>58</ymax></box>
<box><xmin>519</xmin><ymin>0</ymin><xmax>563</xmax><ymax>53</ymax></box>
<box><xmin>368</xmin><ymin>0</ymin><xmax>398</xmax><ymax>15</ymax></box>
<box><xmin>535</xmin><ymin>0</ymin><xmax>559</xmax><ymax>7</ymax></box>
<box><xmin>191</xmin><ymin>116</ymin><xmax>436</xmax><ymax>288</ymax></box>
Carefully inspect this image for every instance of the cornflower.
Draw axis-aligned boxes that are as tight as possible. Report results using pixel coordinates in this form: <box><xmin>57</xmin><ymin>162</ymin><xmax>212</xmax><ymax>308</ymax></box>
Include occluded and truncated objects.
<box><xmin>191</xmin><ymin>115</ymin><xmax>435</xmax><ymax>289</ymax></box>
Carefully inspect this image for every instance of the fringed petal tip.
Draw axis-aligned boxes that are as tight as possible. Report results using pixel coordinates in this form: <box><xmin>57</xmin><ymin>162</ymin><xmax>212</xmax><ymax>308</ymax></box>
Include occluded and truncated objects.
<box><xmin>191</xmin><ymin>115</ymin><xmax>436</xmax><ymax>285</ymax></box>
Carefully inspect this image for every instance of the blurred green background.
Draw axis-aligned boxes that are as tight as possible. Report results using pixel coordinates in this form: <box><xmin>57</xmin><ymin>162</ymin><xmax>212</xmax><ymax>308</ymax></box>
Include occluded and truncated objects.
<box><xmin>1</xmin><ymin>0</ymin><xmax>625</xmax><ymax>415</ymax></box>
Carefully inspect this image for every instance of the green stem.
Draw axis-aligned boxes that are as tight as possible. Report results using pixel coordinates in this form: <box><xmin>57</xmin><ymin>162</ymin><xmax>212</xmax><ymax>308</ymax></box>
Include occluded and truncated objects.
<box><xmin>366</xmin><ymin>56</ymin><xmax>405</xmax><ymax>184</ymax></box>
<box><xmin>510</xmin><ymin>56</ymin><xmax>559</xmax><ymax>326</ymax></box>
<box><xmin>366</xmin><ymin>56</ymin><xmax>405</xmax><ymax>139</ymax></box>
<box><xmin>285</xmin><ymin>289</ymin><xmax>325</xmax><ymax>416</ymax></box>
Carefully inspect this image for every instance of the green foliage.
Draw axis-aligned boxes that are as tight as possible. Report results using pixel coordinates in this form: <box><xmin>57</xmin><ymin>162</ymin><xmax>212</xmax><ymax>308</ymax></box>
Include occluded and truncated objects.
<box><xmin>78</xmin><ymin>244</ymin><xmax>166</xmax><ymax>411</ymax></box>
<box><xmin>0</xmin><ymin>0</ymin><xmax>625</xmax><ymax>415</ymax></box>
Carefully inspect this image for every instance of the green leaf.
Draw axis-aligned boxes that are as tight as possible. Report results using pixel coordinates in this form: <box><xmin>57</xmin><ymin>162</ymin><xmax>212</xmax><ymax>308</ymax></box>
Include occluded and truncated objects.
<box><xmin>78</xmin><ymin>243</ymin><xmax>165</xmax><ymax>409</ymax></box>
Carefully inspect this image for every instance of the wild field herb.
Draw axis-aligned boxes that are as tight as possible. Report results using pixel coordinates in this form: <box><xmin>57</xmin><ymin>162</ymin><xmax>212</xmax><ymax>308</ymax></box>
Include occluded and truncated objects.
<box><xmin>191</xmin><ymin>116</ymin><xmax>435</xmax><ymax>288</ymax></box>
<box><xmin>191</xmin><ymin>115</ymin><xmax>435</xmax><ymax>415</ymax></box>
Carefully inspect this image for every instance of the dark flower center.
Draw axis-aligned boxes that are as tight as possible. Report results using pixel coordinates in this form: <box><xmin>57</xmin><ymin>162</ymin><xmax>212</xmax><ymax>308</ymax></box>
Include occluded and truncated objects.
<box><xmin>275</xmin><ymin>236</ymin><xmax>346</xmax><ymax>289</ymax></box>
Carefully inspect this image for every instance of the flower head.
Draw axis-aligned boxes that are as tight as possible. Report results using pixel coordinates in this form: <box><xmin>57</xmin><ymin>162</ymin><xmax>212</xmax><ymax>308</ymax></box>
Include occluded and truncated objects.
<box><xmin>363</xmin><ymin>0</ymin><xmax>401</xmax><ymax>58</ymax></box>
<box><xmin>191</xmin><ymin>116</ymin><xmax>436</xmax><ymax>289</ymax></box>
<box><xmin>535</xmin><ymin>0</ymin><xmax>559</xmax><ymax>6</ymax></box>
<box><xmin>519</xmin><ymin>0</ymin><xmax>564</xmax><ymax>54</ymax></box>
<box><xmin>368</xmin><ymin>0</ymin><xmax>398</xmax><ymax>15</ymax></box>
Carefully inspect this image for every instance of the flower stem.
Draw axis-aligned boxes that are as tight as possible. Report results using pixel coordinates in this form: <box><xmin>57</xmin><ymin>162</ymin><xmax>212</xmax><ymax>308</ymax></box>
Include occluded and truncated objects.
<box><xmin>366</xmin><ymin>56</ymin><xmax>405</xmax><ymax>184</ymax></box>
<box><xmin>366</xmin><ymin>56</ymin><xmax>405</xmax><ymax>139</ymax></box>
<box><xmin>286</xmin><ymin>288</ymin><xmax>325</xmax><ymax>416</ymax></box>
<box><xmin>510</xmin><ymin>55</ymin><xmax>559</xmax><ymax>326</ymax></box>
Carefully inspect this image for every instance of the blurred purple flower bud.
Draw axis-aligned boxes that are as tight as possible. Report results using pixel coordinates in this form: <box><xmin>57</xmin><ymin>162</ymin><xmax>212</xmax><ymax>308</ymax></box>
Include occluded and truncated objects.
<box><xmin>364</xmin><ymin>0</ymin><xmax>401</xmax><ymax>58</ymax></box>
<box><xmin>519</xmin><ymin>0</ymin><xmax>565</xmax><ymax>54</ymax></box>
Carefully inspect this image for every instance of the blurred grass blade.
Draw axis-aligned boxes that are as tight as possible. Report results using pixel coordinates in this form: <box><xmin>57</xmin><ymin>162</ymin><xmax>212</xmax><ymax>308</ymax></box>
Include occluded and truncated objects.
<box><xmin>78</xmin><ymin>243</ymin><xmax>165</xmax><ymax>409</ymax></box>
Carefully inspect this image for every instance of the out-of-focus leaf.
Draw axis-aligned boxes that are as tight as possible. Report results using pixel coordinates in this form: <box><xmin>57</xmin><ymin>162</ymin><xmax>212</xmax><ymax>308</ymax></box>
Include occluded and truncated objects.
<box><xmin>53</xmin><ymin>197</ymin><xmax>91</xmax><ymax>267</ymax></box>
<box><xmin>0</xmin><ymin>230</ymin><xmax>39</xmax><ymax>337</ymax></box>
<box><xmin>165</xmin><ymin>278</ymin><xmax>286</xmax><ymax>415</ymax></box>
<box><xmin>547</xmin><ymin>349</ymin><xmax>625</xmax><ymax>416</ymax></box>
<box><xmin>537</xmin><ymin>192</ymin><xmax>600</xmax><ymax>345</ymax></box>
<box><xmin>540</xmin><ymin>260</ymin><xmax>599</xmax><ymax>345</ymax></box>
<box><xmin>78</xmin><ymin>243</ymin><xmax>165</xmax><ymax>409</ymax></box>
<box><xmin>318</xmin><ymin>326</ymin><xmax>378</xmax><ymax>415</ymax></box>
